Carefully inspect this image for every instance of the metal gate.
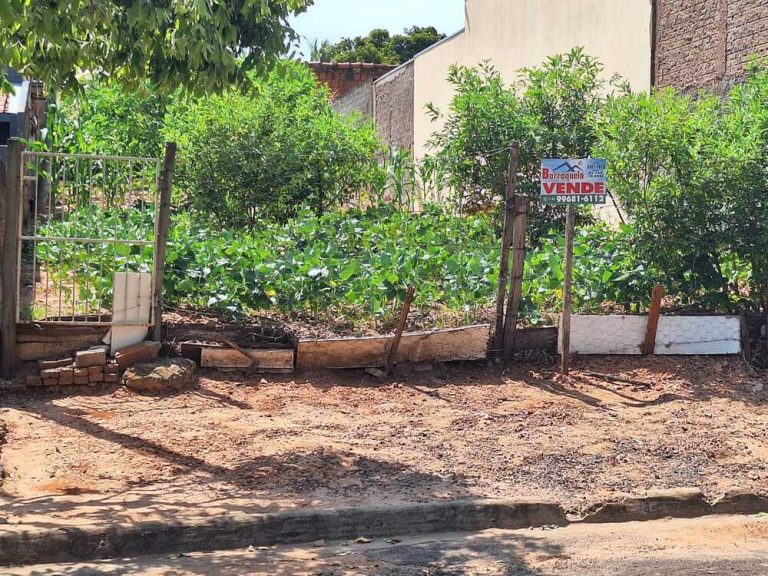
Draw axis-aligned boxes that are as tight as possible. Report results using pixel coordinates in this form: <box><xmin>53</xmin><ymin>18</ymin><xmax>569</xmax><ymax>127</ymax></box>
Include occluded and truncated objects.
<box><xmin>17</xmin><ymin>150</ymin><xmax>162</xmax><ymax>326</ymax></box>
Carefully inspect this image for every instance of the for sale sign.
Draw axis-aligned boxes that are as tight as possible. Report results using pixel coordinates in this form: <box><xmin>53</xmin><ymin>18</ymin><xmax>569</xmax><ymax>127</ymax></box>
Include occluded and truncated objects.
<box><xmin>540</xmin><ymin>159</ymin><xmax>607</xmax><ymax>205</ymax></box>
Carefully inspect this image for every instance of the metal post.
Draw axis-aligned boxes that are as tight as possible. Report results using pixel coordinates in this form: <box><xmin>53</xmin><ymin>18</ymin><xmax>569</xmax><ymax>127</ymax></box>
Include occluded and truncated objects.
<box><xmin>2</xmin><ymin>139</ymin><xmax>22</xmax><ymax>377</ymax></box>
<box><xmin>152</xmin><ymin>143</ymin><xmax>176</xmax><ymax>342</ymax></box>
<box><xmin>560</xmin><ymin>205</ymin><xmax>576</xmax><ymax>375</ymax></box>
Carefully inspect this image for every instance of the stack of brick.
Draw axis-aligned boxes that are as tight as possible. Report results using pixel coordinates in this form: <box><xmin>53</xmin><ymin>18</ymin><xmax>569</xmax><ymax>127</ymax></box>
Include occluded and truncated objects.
<box><xmin>25</xmin><ymin>346</ymin><xmax>120</xmax><ymax>387</ymax></box>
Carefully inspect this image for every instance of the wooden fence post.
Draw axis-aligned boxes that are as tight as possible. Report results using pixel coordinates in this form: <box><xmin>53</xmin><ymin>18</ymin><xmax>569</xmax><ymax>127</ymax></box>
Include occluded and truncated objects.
<box><xmin>643</xmin><ymin>285</ymin><xmax>665</xmax><ymax>355</ymax></box>
<box><xmin>152</xmin><ymin>142</ymin><xmax>177</xmax><ymax>342</ymax></box>
<box><xmin>560</xmin><ymin>205</ymin><xmax>576</xmax><ymax>375</ymax></box>
<box><xmin>493</xmin><ymin>142</ymin><xmax>520</xmax><ymax>357</ymax></box>
<box><xmin>502</xmin><ymin>194</ymin><xmax>529</xmax><ymax>361</ymax></box>
<box><xmin>1</xmin><ymin>139</ymin><xmax>22</xmax><ymax>378</ymax></box>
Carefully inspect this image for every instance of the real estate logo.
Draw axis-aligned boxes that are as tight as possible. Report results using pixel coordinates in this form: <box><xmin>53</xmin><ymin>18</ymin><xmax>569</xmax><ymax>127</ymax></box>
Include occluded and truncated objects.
<box><xmin>540</xmin><ymin>159</ymin><xmax>607</xmax><ymax>205</ymax></box>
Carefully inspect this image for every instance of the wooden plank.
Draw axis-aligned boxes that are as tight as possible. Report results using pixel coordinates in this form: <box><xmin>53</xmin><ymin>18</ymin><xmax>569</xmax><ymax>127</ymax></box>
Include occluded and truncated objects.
<box><xmin>515</xmin><ymin>327</ymin><xmax>558</xmax><ymax>352</ymax></box>
<box><xmin>2</xmin><ymin>139</ymin><xmax>22</xmax><ymax>377</ymax></box>
<box><xmin>18</xmin><ymin>335</ymin><xmax>105</xmax><ymax>362</ymax></box>
<box><xmin>502</xmin><ymin>194</ymin><xmax>529</xmax><ymax>361</ymax></box>
<box><xmin>493</xmin><ymin>142</ymin><xmax>520</xmax><ymax>356</ymax></box>
<box><xmin>560</xmin><ymin>205</ymin><xmax>576</xmax><ymax>375</ymax></box>
<box><xmin>643</xmin><ymin>285</ymin><xmax>665</xmax><ymax>355</ymax></box>
<box><xmin>298</xmin><ymin>325</ymin><xmax>490</xmax><ymax>370</ymax></box>
<box><xmin>201</xmin><ymin>348</ymin><xmax>295</xmax><ymax>372</ymax></box>
<box><xmin>16</xmin><ymin>324</ymin><xmax>109</xmax><ymax>342</ymax></box>
<box><xmin>152</xmin><ymin>142</ymin><xmax>176</xmax><ymax>341</ymax></box>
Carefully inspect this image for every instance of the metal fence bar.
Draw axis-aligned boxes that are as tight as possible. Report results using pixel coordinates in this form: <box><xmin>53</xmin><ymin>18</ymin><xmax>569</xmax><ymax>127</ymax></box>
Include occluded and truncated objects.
<box><xmin>17</xmin><ymin>150</ymin><xmax>162</xmax><ymax>326</ymax></box>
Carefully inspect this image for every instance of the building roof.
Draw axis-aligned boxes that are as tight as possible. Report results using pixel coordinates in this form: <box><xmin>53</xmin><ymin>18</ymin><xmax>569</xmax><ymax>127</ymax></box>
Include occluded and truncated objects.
<box><xmin>0</xmin><ymin>91</ymin><xmax>8</xmax><ymax>114</ymax></box>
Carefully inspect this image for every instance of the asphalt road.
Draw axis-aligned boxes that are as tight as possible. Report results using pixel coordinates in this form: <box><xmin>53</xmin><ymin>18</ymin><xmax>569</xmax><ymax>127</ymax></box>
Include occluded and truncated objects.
<box><xmin>7</xmin><ymin>514</ymin><xmax>768</xmax><ymax>575</ymax></box>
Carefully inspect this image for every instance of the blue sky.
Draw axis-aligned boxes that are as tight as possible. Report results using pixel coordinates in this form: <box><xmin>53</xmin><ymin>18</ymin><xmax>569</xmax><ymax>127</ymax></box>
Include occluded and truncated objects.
<box><xmin>289</xmin><ymin>0</ymin><xmax>466</xmax><ymax>54</ymax></box>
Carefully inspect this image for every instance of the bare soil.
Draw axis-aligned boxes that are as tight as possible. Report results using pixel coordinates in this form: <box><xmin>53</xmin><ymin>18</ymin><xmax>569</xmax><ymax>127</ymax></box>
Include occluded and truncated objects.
<box><xmin>1</xmin><ymin>356</ymin><xmax>766</xmax><ymax>532</ymax></box>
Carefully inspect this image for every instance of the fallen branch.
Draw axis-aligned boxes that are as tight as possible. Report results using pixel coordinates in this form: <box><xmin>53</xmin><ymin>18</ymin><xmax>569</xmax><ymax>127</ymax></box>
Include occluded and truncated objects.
<box><xmin>219</xmin><ymin>336</ymin><xmax>258</xmax><ymax>369</ymax></box>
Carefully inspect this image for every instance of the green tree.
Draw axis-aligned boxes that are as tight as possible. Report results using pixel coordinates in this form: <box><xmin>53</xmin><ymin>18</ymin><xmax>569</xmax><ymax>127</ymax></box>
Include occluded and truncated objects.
<box><xmin>0</xmin><ymin>0</ymin><xmax>312</xmax><ymax>94</ymax></box>
<box><xmin>595</xmin><ymin>89</ymin><xmax>731</xmax><ymax>306</ymax></box>
<box><xmin>164</xmin><ymin>61</ymin><xmax>381</xmax><ymax>227</ymax></box>
<box><xmin>312</xmin><ymin>26</ymin><xmax>445</xmax><ymax>65</ymax></box>
<box><xmin>425</xmin><ymin>48</ymin><xmax>619</xmax><ymax>229</ymax></box>
<box><xmin>52</xmin><ymin>82</ymin><xmax>168</xmax><ymax>158</ymax></box>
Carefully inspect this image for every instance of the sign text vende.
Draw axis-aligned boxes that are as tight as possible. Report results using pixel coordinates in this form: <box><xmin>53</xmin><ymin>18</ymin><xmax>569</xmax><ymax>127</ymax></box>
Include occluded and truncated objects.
<box><xmin>540</xmin><ymin>159</ymin><xmax>607</xmax><ymax>205</ymax></box>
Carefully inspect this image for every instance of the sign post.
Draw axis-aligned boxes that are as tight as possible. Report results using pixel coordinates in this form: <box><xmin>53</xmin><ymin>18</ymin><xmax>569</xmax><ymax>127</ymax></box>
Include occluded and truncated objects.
<box><xmin>540</xmin><ymin>159</ymin><xmax>607</xmax><ymax>375</ymax></box>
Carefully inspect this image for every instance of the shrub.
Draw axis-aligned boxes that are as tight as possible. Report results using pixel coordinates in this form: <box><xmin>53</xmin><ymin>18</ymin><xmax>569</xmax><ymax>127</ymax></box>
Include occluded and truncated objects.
<box><xmin>164</xmin><ymin>61</ymin><xmax>382</xmax><ymax>227</ymax></box>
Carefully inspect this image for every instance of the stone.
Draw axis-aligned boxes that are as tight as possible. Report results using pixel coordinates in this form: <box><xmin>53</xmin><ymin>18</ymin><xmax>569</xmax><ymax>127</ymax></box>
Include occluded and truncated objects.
<box><xmin>122</xmin><ymin>358</ymin><xmax>197</xmax><ymax>393</ymax></box>
<box><xmin>75</xmin><ymin>348</ymin><xmax>107</xmax><ymax>368</ymax></box>
<box><xmin>115</xmin><ymin>341</ymin><xmax>162</xmax><ymax>369</ymax></box>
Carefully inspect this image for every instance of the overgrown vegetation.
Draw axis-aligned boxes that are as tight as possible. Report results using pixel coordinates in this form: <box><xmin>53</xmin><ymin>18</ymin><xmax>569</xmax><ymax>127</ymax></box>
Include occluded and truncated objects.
<box><xmin>164</xmin><ymin>62</ymin><xmax>381</xmax><ymax>225</ymax></box>
<box><xmin>426</xmin><ymin>49</ymin><xmax>768</xmax><ymax>312</ymax></box>
<box><xmin>41</xmin><ymin>48</ymin><xmax>768</xmax><ymax>328</ymax></box>
<box><xmin>33</xmin><ymin>205</ymin><xmax>656</xmax><ymax>330</ymax></box>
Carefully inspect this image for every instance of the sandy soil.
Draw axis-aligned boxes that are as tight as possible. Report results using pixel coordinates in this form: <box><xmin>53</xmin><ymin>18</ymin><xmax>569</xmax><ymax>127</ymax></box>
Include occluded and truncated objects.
<box><xmin>1</xmin><ymin>356</ymin><xmax>766</xmax><ymax>532</ymax></box>
<box><xmin>7</xmin><ymin>515</ymin><xmax>768</xmax><ymax>575</ymax></box>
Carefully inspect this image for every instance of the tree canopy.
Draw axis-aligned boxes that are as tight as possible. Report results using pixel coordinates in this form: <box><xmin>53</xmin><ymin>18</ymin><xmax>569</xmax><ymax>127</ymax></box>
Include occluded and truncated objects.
<box><xmin>311</xmin><ymin>26</ymin><xmax>445</xmax><ymax>65</ymax></box>
<box><xmin>0</xmin><ymin>0</ymin><xmax>313</xmax><ymax>94</ymax></box>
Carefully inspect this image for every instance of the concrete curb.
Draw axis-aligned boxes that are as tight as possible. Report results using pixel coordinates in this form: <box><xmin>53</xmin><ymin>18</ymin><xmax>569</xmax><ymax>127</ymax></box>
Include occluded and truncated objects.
<box><xmin>0</xmin><ymin>499</ymin><xmax>566</xmax><ymax>566</ymax></box>
<box><xmin>3</xmin><ymin>490</ymin><xmax>767</xmax><ymax>567</ymax></box>
<box><xmin>578</xmin><ymin>488</ymin><xmax>768</xmax><ymax>523</ymax></box>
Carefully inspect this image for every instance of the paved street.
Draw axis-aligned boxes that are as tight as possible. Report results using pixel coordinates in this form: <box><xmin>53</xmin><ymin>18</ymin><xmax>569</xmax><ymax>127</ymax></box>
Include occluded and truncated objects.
<box><xmin>7</xmin><ymin>514</ymin><xmax>768</xmax><ymax>575</ymax></box>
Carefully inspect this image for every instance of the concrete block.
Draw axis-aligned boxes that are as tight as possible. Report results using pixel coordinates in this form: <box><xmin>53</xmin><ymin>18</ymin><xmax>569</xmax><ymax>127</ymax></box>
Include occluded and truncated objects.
<box><xmin>75</xmin><ymin>348</ymin><xmax>107</xmax><ymax>368</ymax></box>
<box><xmin>580</xmin><ymin>488</ymin><xmax>710</xmax><ymax>523</ymax></box>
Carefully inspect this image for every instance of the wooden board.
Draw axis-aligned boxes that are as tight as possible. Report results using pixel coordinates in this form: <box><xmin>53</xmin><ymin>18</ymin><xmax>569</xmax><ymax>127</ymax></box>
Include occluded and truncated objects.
<box><xmin>298</xmin><ymin>325</ymin><xmax>491</xmax><ymax>370</ymax></box>
<box><xmin>200</xmin><ymin>348</ymin><xmax>295</xmax><ymax>373</ymax></box>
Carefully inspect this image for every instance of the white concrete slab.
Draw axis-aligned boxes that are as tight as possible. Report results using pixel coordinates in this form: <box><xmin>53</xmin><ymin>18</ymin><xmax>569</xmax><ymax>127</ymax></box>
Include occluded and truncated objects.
<box><xmin>111</xmin><ymin>272</ymin><xmax>152</xmax><ymax>356</ymax></box>
<box><xmin>559</xmin><ymin>315</ymin><xmax>741</xmax><ymax>356</ymax></box>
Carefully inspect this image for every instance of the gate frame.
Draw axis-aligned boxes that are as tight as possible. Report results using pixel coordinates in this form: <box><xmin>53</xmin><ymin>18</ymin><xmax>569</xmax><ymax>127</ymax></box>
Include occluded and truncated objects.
<box><xmin>1</xmin><ymin>140</ymin><xmax>176</xmax><ymax>377</ymax></box>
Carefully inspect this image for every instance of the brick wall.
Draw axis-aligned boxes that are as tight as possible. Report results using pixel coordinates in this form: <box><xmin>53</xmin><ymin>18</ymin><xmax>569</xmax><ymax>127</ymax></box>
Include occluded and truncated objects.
<box><xmin>333</xmin><ymin>82</ymin><xmax>373</xmax><ymax>118</ymax></box>
<box><xmin>308</xmin><ymin>63</ymin><xmax>396</xmax><ymax>100</ymax></box>
<box><xmin>655</xmin><ymin>0</ymin><xmax>768</xmax><ymax>92</ymax></box>
<box><xmin>373</xmin><ymin>62</ymin><xmax>415</xmax><ymax>151</ymax></box>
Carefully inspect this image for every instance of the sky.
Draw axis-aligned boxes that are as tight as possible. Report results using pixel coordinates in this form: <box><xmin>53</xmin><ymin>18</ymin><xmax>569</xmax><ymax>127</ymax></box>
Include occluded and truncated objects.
<box><xmin>289</xmin><ymin>0</ymin><xmax>466</xmax><ymax>54</ymax></box>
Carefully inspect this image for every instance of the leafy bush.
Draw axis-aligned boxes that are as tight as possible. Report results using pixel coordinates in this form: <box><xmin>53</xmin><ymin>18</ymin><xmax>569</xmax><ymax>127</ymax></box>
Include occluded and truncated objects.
<box><xmin>425</xmin><ymin>48</ymin><xmax>623</xmax><ymax>231</ymax></box>
<box><xmin>51</xmin><ymin>82</ymin><xmax>168</xmax><ymax>158</ymax></box>
<box><xmin>164</xmin><ymin>62</ymin><xmax>382</xmax><ymax>226</ymax></box>
<box><xmin>596</xmin><ymin>61</ymin><xmax>768</xmax><ymax>310</ymax></box>
<box><xmin>32</xmin><ymin>204</ymin><xmax>665</xmax><ymax>328</ymax></box>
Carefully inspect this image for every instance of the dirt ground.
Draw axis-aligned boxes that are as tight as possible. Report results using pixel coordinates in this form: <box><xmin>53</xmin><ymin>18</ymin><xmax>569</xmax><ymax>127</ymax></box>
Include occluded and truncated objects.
<box><xmin>7</xmin><ymin>515</ymin><xmax>768</xmax><ymax>575</ymax></box>
<box><xmin>1</xmin><ymin>356</ymin><xmax>767</xmax><ymax>531</ymax></box>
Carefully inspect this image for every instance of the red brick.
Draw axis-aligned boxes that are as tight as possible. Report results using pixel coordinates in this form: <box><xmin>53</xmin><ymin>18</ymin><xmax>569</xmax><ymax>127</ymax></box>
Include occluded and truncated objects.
<box><xmin>74</xmin><ymin>376</ymin><xmax>89</xmax><ymax>386</ymax></box>
<box><xmin>26</xmin><ymin>375</ymin><xmax>43</xmax><ymax>387</ymax></box>
<box><xmin>104</xmin><ymin>374</ymin><xmax>119</xmax><ymax>383</ymax></box>
<box><xmin>43</xmin><ymin>378</ymin><xmax>58</xmax><ymax>386</ymax></box>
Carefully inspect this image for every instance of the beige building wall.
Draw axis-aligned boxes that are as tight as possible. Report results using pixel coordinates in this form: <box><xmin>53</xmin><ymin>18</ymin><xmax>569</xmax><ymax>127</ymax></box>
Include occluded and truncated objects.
<box><xmin>413</xmin><ymin>0</ymin><xmax>653</xmax><ymax>158</ymax></box>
